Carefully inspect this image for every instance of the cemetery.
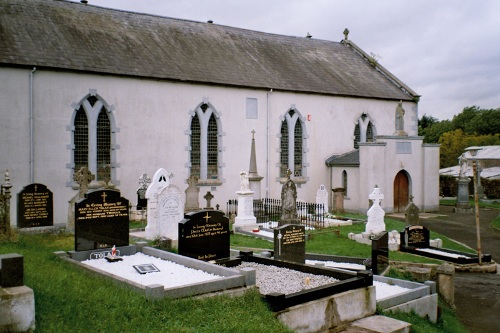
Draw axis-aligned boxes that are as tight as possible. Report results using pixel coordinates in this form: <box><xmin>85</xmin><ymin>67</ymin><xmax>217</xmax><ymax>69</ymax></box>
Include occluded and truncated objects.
<box><xmin>0</xmin><ymin>164</ymin><xmax>494</xmax><ymax>332</ymax></box>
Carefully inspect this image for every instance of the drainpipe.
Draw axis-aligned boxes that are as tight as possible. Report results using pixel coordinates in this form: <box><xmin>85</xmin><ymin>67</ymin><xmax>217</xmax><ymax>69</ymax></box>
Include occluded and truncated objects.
<box><xmin>30</xmin><ymin>67</ymin><xmax>36</xmax><ymax>183</ymax></box>
<box><xmin>266</xmin><ymin>89</ymin><xmax>272</xmax><ymax>198</ymax></box>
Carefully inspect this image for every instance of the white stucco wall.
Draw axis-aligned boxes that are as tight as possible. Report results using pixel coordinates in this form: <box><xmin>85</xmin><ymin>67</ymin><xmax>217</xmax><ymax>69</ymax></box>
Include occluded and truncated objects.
<box><xmin>0</xmin><ymin>67</ymin><xmax>431</xmax><ymax>226</ymax></box>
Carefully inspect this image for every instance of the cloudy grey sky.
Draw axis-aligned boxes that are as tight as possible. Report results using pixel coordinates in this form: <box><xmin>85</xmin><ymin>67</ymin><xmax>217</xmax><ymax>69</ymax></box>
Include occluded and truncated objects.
<box><xmin>73</xmin><ymin>0</ymin><xmax>500</xmax><ymax>120</ymax></box>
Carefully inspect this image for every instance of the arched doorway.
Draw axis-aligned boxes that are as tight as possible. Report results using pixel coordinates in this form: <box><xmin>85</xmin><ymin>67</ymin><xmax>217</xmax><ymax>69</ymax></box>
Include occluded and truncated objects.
<box><xmin>393</xmin><ymin>171</ymin><xmax>409</xmax><ymax>212</ymax></box>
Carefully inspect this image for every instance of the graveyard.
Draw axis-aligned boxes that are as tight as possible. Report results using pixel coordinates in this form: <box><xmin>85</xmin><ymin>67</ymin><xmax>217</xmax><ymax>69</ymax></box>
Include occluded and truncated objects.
<box><xmin>0</xmin><ymin>162</ymin><xmax>491</xmax><ymax>333</ymax></box>
<box><xmin>1</xmin><ymin>168</ymin><xmax>491</xmax><ymax>332</ymax></box>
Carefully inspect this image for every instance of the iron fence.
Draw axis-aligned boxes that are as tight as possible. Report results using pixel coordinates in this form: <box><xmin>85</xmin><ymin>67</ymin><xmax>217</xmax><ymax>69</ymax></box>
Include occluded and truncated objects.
<box><xmin>226</xmin><ymin>198</ymin><xmax>325</xmax><ymax>229</ymax></box>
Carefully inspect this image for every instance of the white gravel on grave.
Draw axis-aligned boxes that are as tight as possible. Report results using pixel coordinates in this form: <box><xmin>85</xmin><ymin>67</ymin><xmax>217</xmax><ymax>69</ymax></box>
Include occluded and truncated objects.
<box><xmin>416</xmin><ymin>247</ymin><xmax>471</xmax><ymax>258</ymax></box>
<box><xmin>81</xmin><ymin>252</ymin><xmax>223</xmax><ymax>288</ymax></box>
<box><xmin>81</xmin><ymin>254</ymin><xmax>411</xmax><ymax>300</ymax></box>
<box><xmin>373</xmin><ymin>281</ymin><xmax>410</xmax><ymax>300</ymax></box>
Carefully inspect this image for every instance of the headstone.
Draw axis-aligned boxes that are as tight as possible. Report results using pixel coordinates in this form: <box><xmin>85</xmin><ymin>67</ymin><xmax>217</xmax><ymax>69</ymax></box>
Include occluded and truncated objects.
<box><xmin>0</xmin><ymin>170</ymin><xmax>12</xmax><ymax>236</ymax></box>
<box><xmin>74</xmin><ymin>189</ymin><xmax>129</xmax><ymax>251</ymax></box>
<box><xmin>136</xmin><ymin>173</ymin><xmax>151</xmax><ymax>210</ymax></box>
<box><xmin>371</xmin><ymin>232</ymin><xmax>389</xmax><ymax>275</ymax></box>
<box><xmin>203</xmin><ymin>191</ymin><xmax>214</xmax><ymax>209</ymax></box>
<box><xmin>178</xmin><ymin>210</ymin><xmax>230</xmax><ymax>261</ymax></box>
<box><xmin>0</xmin><ymin>253</ymin><xmax>23</xmax><ymax>287</ymax></box>
<box><xmin>400</xmin><ymin>225</ymin><xmax>430</xmax><ymax>248</ymax></box>
<box><xmin>17</xmin><ymin>183</ymin><xmax>53</xmax><ymax>228</ymax></box>
<box><xmin>234</xmin><ymin>171</ymin><xmax>258</xmax><ymax>231</ymax></box>
<box><xmin>332</xmin><ymin>187</ymin><xmax>345</xmax><ymax>214</ymax></box>
<box><xmin>185</xmin><ymin>175</ymin><xmax>200</xmax><ymax>212</ymax></box>
<box><xmin>73</xmin><ymin>166</ymin><xmax>94</xmax><ymax>198</ymax></box>
<box><xmin>145</xmin><ymin>168</ymin><xmax>172</xmax><ymax>238</ymax></box>
<box><xmin>145</xmin><ymin>184</ymin><xmax>184</xmax><ymax>241</ymax></box>
<box><xmin>274</xmin><ymin>224</ymin><xmax>306</xmax><ymax>264</ymax></box>
<box><xmin>365</xmin><ymin>186</ymin><xmax>386</xmax><ymax>234</ymax></box>
<box><xmin>404</xmin><ymin>195</ymin><xmax>420</xmax><ymax>226</ymax></box>
<box><xmin>316</xmin><ymin>185</ymin><xmax>329</xmax><ymax>213</ymax></box>
<box><xmin>279</xmin><ymin>169</ymin><xmax>300</xmax><ymax>226</ymax></box>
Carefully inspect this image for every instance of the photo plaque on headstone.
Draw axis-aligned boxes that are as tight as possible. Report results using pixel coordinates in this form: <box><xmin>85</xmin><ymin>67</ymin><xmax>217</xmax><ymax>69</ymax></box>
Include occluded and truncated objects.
<box><xmin>274</xmin><ymin>224</ymin><xmax>306</xmax><ymax>263</ymax></box>
<box><xmin>17</xmin><ymin>183</ymin><xmax>53</xmax><ymax>228</ymax></box>
<box><xmin>75</xmin><ymin>189</ymin><xmax>129</xmax><ymax>251</ymax></box>
<box><xmin>178</xmin><ymin>210</ymin><xmax>230</xmax><ymax>261</ymax></box>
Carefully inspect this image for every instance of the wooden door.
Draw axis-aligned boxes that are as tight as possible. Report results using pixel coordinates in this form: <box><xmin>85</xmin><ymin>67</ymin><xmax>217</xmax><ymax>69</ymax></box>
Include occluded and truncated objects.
<box><xmin>393</xmin><ymin>171</ymin><xmax>409</xmax><ymax>212</ymax></box>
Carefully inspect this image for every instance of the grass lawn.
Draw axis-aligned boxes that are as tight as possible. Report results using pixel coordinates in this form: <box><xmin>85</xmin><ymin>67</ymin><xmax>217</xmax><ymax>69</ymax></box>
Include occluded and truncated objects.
<box><xmin>0</xmin><ymin>212</ymin><xmax>473</xmax><ymax>332</ymax></box>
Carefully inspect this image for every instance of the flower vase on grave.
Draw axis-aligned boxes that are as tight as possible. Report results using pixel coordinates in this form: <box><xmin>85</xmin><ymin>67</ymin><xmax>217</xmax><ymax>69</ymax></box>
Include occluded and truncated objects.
<box><xmin>105</xmin><ymin>245</ymin><xmax>123</xmax><ymax>262</ymax></box>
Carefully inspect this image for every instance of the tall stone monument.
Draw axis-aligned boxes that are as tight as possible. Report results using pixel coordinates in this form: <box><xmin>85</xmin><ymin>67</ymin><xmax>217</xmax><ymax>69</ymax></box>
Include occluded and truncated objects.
<box><xmin>279</xmin><ymin>170</ymin><xmax>300</xmax><ymax>226</ymax></box>
<box><xmin>455</xmin><ymin>153</ymin><xmax>472</xmax><ymax>213</ymax></box>
<box><xmin>233</xmin><ymin>171</ymin><xmax>259</xmax><ymax>231</ymax></box>
<box><xmin>365</xmin><ymin>185</ymin><xmax>386</xmax><ymax>234</ymax></box>
<box><xmin>247</xmin><ymin>130</ymin><xmax>264</xmax><ymax>200</ymax></box>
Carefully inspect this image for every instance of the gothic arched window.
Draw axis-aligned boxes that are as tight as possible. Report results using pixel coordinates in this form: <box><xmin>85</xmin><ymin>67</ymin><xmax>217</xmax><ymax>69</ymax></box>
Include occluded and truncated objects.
<box><xmin>189</xmin><ymin>103</ymin><xmax>222</xmax><ymax>183</ymax></box>
<box><xmin>71</xmin><ymin>94</ymin><xmax>116</xmax><ymax>184</ymax></box>
<box><xmin>280</xmin><ymin>108</ymin><xmax>306</xmax><ymax>179</ymax></box>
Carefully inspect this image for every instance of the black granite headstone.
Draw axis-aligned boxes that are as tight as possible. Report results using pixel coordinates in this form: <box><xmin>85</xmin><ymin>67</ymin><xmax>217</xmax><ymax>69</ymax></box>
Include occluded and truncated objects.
<box><xmin>401</xmin><ymin>225</ymin><xmax>430</xmax><ymax>248</ymax></box>
<box><xmin>178</xmin><ymin>210</ymin><xmax>230</xmax><ymax>261</ymax></box>
<box><xmin>75</xmin><ymin>189</ymin><xmax>129</xmax><ymax>251</ymax></box>
<box><xmin>0</xmin><ymin>253</ymin><xmax>23</xmax><ymax>288</ymax></box>
<box><xmin>274</xmin><ymin>224</ymin><xmax>306</xmax><ymax>263</ymax></box>
<box><xmin>371</xmin><ymin>231</ymin><xmax>389</xmax><ymax>275</ymax></box>
<box><xmin>136</xmin><ymin>188</ymin><xmax>147</xmax><ymax>210</ymax></box>
<box><xmin>17</xmin><ymin>183</ymin><xmax>53</xmax><ymax>228</ymax></box>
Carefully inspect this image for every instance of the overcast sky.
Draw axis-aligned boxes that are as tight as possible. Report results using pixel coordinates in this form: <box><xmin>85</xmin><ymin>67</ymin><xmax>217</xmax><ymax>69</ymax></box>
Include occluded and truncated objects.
<box><xmin>73</xmin><ymin>0</ymin><xmax>500</xmax><ymax>121</ymax></box>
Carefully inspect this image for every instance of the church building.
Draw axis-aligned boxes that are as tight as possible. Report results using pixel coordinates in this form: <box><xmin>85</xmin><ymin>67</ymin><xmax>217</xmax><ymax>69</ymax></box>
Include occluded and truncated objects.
<box><xmin>0</xmin><ymin>0</ymin><xmax>439</xmax><ymax>226</ymax></box>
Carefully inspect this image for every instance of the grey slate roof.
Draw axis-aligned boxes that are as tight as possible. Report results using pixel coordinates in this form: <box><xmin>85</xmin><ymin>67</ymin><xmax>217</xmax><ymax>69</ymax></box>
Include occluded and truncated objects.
<box><xmin>0</xmin><ymin>0</ymin><xmax>417</xmax><ymax>101</ymax></box>
<box><xmin>325</xmin><ymin>150</ymin><xmax>360</xmax><ymax>167</ymax></box>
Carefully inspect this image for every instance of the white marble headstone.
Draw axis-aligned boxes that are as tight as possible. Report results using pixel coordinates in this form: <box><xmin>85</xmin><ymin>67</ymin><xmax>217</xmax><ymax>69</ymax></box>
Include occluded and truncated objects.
<box><xmin>145</xmin><ymin>168</ymin><xmax>184</xmax><ymax>240</ymax></box>
<box><xmin>316</xmin><ymin>184</ymin><xmax>329</xmax><ymax>213</ymax></box>
<box><xmin>365</xmin><ymin>186</ymin><xmax>386</xmax><ymax>234</ymax></box>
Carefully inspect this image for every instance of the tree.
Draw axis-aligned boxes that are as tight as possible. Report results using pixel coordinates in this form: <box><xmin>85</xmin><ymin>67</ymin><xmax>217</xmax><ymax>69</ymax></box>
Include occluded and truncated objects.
<box><xmin>438</xmin><ymin>129</ymin><xmax>469</xmax><ymax>168</ymax></box>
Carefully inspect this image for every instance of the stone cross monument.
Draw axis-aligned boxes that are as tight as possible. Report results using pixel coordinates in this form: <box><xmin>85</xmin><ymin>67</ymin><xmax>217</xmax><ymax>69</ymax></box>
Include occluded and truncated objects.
<box><xmin>365</xmin><ymin>185</ymin><xmax>386</xmax><ymax>234</ymax></box>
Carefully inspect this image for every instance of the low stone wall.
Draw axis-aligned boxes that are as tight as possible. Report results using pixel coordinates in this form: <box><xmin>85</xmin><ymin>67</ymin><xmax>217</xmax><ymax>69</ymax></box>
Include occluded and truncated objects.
<box><xmin>376</xmin><ymin>276</ymin><xmax>438</xmax><ymax>323</ymax></box>
<box><xmin>276</xmin><ymin>286</ymin><xmax>376</xmax><ymax>333</ymax></box>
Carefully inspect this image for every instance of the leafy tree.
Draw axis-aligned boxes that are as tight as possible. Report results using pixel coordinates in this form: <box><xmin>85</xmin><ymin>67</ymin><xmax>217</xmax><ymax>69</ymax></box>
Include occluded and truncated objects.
<box><xmin>451</xmin><ymin>106</ymin><xmax>500</xmax><ymax>135</ymax></box>
<box><xmin>421</xmin><ymin>119</ymin><xmax>452</xmax><ymax>143</ymax></box>
<box><xmin>438</xmin><ymin>129</ymin><xmax>469</xmax><ymax>168</ymax></box>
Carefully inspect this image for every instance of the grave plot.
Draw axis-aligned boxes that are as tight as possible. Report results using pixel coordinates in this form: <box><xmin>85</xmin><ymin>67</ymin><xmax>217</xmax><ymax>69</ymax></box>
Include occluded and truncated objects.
<box><xmin>226</xmin><ymin>251</ymin><xmax>373</xmax><ymax>312</ymax></box>
<box><xmin>57</xmin><ymin>244</ymin><xmax>251</xmax><ymax>300</ymax></box>
<box><xmin>399</xmin><ymin>226</ymin><xmax>491</xmax><ymax>264</ymax></box>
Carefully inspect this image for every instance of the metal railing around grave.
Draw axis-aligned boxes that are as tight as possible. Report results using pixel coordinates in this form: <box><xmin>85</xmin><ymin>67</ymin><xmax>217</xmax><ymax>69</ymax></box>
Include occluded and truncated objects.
<box><xmin>226</xmin><ymin>198</ymin><xmax>325</xmax><ymax>229</ymax></box>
